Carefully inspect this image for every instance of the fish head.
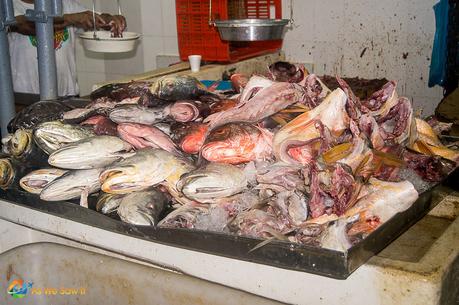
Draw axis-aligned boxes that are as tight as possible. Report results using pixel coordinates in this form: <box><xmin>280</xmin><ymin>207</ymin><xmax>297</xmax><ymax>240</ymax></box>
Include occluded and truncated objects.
<box><xmin>170</xmin><ymin>100</ymin><xmax>200</xmax><ymax>122</ymax></box>
<box><xmin>201</xmin><ymin>123</ymin><xmax>259</xmax><ymax>164</ymax></box>
<box><xmin>180</xmin><ymin>124</ymin><xmax>208</xmax><ymax>154</ymax></box>
<box><xmin>0</xmin><ymin>158</ymin><xmax>14</xmax><ymax>189</ymax></box>
<box><xmin>177</xmin><ymin>163</ymin><xmax>247</xmax><ymax>202</ymax></box>
<box><xmin>100</xmin><ymin>164</ymin><xmax>143</xmax><ymax>193</ymax></box>
<box><xmin>19</xmin><ymin>168</ymin><xmax>67</xmax><ymax>194</ymax></box>
<box><xmin>149</xmin><ymin>76</ymin><xmax>207</xmax><ymax>101</ymax></box>
<box><xmin>96</xmin><ymin>192</ymin><xmax>124</xmax><ymax>214</ymax></box>
<box><xmin>8</xmin><ymin>129</ymin><xmax>33</xmax><ymax>158</ymax></box>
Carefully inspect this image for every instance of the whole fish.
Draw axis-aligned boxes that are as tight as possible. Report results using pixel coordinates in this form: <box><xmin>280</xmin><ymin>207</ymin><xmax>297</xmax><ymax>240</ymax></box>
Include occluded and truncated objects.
<box><xmin>7</xmin><ymin>100</ymin><xmax>71</xmax><ymax>133</ymax></box>
<box><xmin>20</xmin><ymin>168</ymin><xmax>67</xmax><ymax>194</ymax></box>
<box><xmin>48</xmin><ymin>136</ymin><xmax>133</xmax><ymax>169</ymax></box>
<box><xmin>96</xmin><ymin>192</ymin><xmax>124</xmax><ymax>214</ymax></box>
<box><xmin>201</xmin><ymin>123</ymin><xmax>273</xmax><ymax>164</ymax></box>
<box><xmin>117</xmin><ymin>190</ymin><xmax>168</xmax><ymax>226</ymax></box>
<box><xmin>34</xmin><ymin>121</ymin><xmax>95</xmax><ymax>154</ymax></box>
<box><xmin>204</xmin><ymin>82</ymin><xmax>305</xmax><ymax>130</ymax></box>
<box><xmin>40</xmin><ymin>168</ymin><xmax>103</xmax><ymax>205</ymax></box>
<box><xmin>177</xmin><ymin>163</ymin><xmax>247</xmax><ymax>203</ymax></box>
<box><xmin>7</xmin><ymin>128</ymin><xmax>48</xmax><ymax>165</ymax></box>
<box><xmin>90</xmin><ymin>81</ymin><xmax>153</xmax><ymax>103</ymax></box>
<box><xmin>100</xmin><ymin>148</ymin><xmax>195</xmax><ymax>194</ymax></box>
<box><xmin>117</xmin><ymin>123</ymin><xmax>182</xmax><ymax>156</ymax></box>
<box><xmin>109</xmin><ymin>104</ymin><xmax>169</xmax><ymax>125</ymax></box>
<box><xmin>149</xmin><ymin>75</ymin><xmax>216</xmax><ymax>101</ymax></box>
<box><xmin>80</xmin><ymin>115</ymin><xmax>118</xmax><ymax>136</ymax></box>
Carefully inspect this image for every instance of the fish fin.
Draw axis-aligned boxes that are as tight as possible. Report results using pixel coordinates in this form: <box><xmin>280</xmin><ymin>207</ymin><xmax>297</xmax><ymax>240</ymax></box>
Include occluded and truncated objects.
<box><xmin>80</xmin><ymin>187</ymin><xmax>89</xmax><ymax>208</ymax></box>
<box><xmin>249</xmin><ymin>237</ymin><xmax>275</xmax><ymax>253</ymax></box>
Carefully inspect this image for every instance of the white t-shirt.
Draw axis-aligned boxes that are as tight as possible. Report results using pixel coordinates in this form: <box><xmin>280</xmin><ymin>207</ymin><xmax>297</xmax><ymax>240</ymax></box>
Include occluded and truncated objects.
<box><xmin>9</xmin><ymin>0</ymin><xmax>87</xmax><ymax>96</ymax></box>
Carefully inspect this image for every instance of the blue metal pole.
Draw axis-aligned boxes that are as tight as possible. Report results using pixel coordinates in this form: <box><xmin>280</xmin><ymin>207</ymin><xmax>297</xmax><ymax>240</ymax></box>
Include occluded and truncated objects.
<box><xmin>26</xmin><ymin>0</ymin><xmax>62</xmax><ymax>101</ymax></box>
<box><xmin>0</xmin><ymin>0</ymin><xmax>16</xmax><ymax>137</ymax></box>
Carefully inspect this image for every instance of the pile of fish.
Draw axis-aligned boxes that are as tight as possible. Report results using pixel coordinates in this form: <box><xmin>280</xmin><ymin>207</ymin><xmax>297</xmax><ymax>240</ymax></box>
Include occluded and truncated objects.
<box><xmin>1</xmin><ymin>62</ymin><xmax>458</xmax><ymax>252</ymax></box>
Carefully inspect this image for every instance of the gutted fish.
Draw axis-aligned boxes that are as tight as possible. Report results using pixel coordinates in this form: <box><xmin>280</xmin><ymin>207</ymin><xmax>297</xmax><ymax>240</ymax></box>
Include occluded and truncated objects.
<box><xmin>34</xmin><ymin>121</ymin><xmax>95</xmax><ymax>154</ymax></box>
<box><xmin>117</xmin><ymin>190</ymin><xmax>168</xmax><ymax>226</ymax></box>
<box><xmin>48</xmin><ymin>136</ymin><xmax>132</xmax><ymax>169</ymax></box>
<box><xmin>273</xmin><ymin>88</ymin><xmax>350</xmax><ymax>164</ymax></box>
<box><xmin>177</xmin><ymin>163</ymin><xmax>247</xmax><ymax>203</ymax></box>
<box><xmin>20</xmin><ymin>168</ymin><xmax>67</xmax><ymax>194</ymax></box>
<box><xmin>205</xmin><ymin>81</ymin><xmax>305</xmax><ymax>130</ymax></box>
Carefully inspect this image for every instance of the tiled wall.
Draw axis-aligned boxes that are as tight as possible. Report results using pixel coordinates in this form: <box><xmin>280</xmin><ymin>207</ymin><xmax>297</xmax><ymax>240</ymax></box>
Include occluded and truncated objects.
<box><xmin>76</xmin><ymin>0</ymin><xmax>442</xmax><ymax>115</ymax></box>
<box><xmin>76</xmin><ymin>0</ymin><xmax>180</xmax><ymax>95</ymax></box>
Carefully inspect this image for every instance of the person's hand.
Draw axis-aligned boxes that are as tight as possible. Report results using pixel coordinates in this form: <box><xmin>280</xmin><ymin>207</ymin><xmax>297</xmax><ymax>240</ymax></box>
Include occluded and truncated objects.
<box><xmin>100</xmin><ymin>14</ymin><xmax>126</xmax><ymax>37</ymax></box>
<box><xmin>63</xmin><ymin>11</ymin><xmax>107</xmax><ymax>31</ymax></box>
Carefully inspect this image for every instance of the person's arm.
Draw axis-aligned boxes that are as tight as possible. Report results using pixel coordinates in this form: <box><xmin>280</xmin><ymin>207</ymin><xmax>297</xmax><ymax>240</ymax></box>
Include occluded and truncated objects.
<box><xmin>9</xmin><ymin>11</ymin><xmax>122</xmax><ymax>35</ymax></box>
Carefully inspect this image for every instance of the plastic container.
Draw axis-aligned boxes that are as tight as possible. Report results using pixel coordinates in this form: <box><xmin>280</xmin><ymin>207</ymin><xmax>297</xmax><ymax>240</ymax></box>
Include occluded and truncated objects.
<box><xmin>0</xmin><ymin>243</ymin><xmax>279</xmax><ymax>305</ymax></box>
<box><xmin>176</xmin><ymin>0</ymin><xmax>284</xmax><ymax>62</ymax></box>
<box><xmin>79</xmin><ymin>31</ymin><xmax>140</xmax><ymax>53</ymax></box>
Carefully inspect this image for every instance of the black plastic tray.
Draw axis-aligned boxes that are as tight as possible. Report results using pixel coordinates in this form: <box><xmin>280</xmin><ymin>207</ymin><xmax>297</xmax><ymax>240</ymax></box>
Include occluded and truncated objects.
<box><xmin>1</xmin><ymin>169</ymin><xmax>457</xmax><ymax>279</ymax></box>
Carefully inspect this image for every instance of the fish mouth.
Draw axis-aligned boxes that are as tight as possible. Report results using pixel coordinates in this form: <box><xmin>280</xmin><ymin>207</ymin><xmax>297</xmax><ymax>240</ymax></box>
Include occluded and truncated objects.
<box><xmin>10</xmin><ymin>130</ymin><xmax>32</xmax><ymax>158</ymax></box>
<box><xmin>0</xmin><ymin>159</ymin><xmax>14</xmax><ymax>189</ymax></box>
<box><xmin>100</xmin><ymin>167</ymin><xmax>143</xmax><ymax>193</ymax></box>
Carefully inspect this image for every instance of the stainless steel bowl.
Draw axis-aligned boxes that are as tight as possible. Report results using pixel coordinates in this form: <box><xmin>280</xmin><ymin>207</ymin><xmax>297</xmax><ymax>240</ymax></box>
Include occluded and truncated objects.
<box><xmin>214</xmin><ymin>19</ymin><xmax>289</xmax><ymax>41</ymax></box>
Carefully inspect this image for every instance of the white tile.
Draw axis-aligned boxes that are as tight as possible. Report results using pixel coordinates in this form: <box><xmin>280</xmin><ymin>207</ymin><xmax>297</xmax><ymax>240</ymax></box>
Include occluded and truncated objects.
<box><xmin>142</xmin><ymin>35</ymin><xmax>165</xmax><ymax>71</ymax></box>
<box><xmin>161</xmin><ymin>0</ymin><xmax>177</xmax><ymax>37</ymax></box>
<box><xmin>163</xmin><ymin>36</ymin><xmax>179</xmax><ymax>56</ymax></box>
<box><xmin>141</xmin><ymin>0</ymin><xmax>163</xmax><ymax>36</ymax></box>
<box><xmin>75</xmin><ymin>40</ymin><xmax>106</xmax><ymax>73</ymax></box>
<box><xmin>410</xmin><ymin>95</ymin><xmax>442</xmax><ymax>117</ymax></box>
<box><xmin>103</xmin><ymin>39</ymin><xmax>145</xmax><ymax>75</ymax></box>
<box><xmin>76</xmin><ymin>72</ymin><xmax>106</xmax><ymax>96</ymax></box>
<box><xmin>310</xmin><ymin>41</ymin><xmax>344</xmax><ymax>76</ymax></box>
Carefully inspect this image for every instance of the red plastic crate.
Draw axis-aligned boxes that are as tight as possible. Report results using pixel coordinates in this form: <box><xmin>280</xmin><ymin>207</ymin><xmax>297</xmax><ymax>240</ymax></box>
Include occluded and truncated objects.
<box><xmin>176</xmin><ymin>0</ymin><xmax>283</xmax><ymax>62</ymax></box>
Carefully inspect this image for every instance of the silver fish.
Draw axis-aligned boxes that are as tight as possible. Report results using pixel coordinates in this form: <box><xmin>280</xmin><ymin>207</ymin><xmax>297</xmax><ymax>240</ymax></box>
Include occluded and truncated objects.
<box><xmin>34</xmin><ymin>121</ymin><xmax>95</xmax><ymax>154</ymax></box>
<box><xmin>20</xmin><ymin>168</ymin><xmax>67</xmax><ymax>194</ymax></box>
<box><xmin>48</xmin><ymin>136</ymin><xmax>133</xmax><ymax>169</ymax></box>
<box><xmin>177</xmin><ymin>163</ymin><xmax>248</xmax><ymax>203</ymax></box>
<box><xmin>96</xmin><ymin>192</ymin><xmax>124</xmax><ymax>214</ymax></box>
<box><xmin>117</xmin><ymin>190</ymin><xmax>168</xmax><ymax>226</ymax></box>
<box><xmin>100</xmin><ymin>148</ymin><xmax>195</xmax><ymax>194</ymax></box>
<box><xmin>109</xmin><ymin>104</ymin><xmax>169</xmax><ymax>125</ymax></box>
<box><xmin>40</xmin><ymin>168</ymin><xmax>103</xmax><ymax>203</ymax></box>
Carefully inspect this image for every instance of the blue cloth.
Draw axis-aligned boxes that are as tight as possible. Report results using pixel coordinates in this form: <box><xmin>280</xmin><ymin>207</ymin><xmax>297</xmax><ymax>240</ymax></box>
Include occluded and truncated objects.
<box><xmin>429</xmin><ymin>0</ymin><xmax>449</xmax><ymax>87</ymax></box>
<box><xmin>201</xmin><ymin>80</ymin><xmax>233</xmax><ymax>91</ymax></box>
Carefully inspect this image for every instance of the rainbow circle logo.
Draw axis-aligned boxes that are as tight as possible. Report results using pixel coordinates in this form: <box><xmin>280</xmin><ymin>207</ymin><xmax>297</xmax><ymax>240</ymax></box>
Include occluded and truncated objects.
<box><xmin>7</xmin><ymin>279</ymin><xmax>32</xmax><ymax>299</ymax></box>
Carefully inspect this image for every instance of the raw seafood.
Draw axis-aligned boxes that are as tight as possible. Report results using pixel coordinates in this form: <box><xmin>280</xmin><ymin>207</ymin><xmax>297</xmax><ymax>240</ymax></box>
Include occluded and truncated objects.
<box><xmin>201</xmin><ymin>123</ymin><xmax>273</xmax><ymax>164</ymax></box>
<box><xmin>117</xmin><ymin>190</ymin><xmax>168</xmax><ymax>226</ymax></box>
<box><xmin>48</xmin><ymin>136</ymin><xmax>132</xmax><ymax>169</ymax></box>
<box><xmin>20</xmin><ymin>168</ymin><xmax>67</xmax><ymax>194</ymax></box>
